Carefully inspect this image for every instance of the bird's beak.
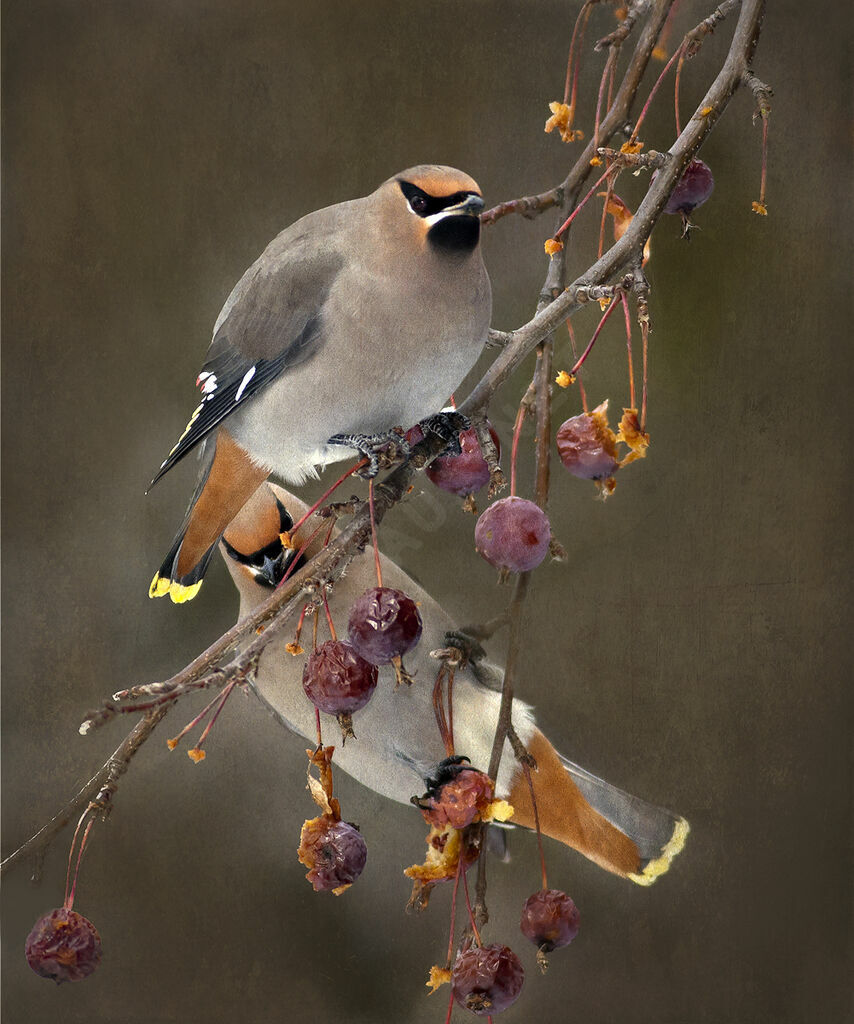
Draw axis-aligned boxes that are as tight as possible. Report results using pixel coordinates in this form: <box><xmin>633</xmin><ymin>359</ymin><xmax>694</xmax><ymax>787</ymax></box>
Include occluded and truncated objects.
<box><xmin>424</xmin><ymin>194</ymin><xmax>485</xmax><ymax>228</ymax></box>
<box><xmin>450</xmin><ymin>194</ymin><xmax>485</xmax><ymax>217</ymax></box>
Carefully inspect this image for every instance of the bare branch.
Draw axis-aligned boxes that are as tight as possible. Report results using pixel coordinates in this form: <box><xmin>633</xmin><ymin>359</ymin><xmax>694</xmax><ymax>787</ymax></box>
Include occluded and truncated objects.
<box><xmin>1</xmin><ymin>707</ymin><xmax>170</xmax><ymax>878</ymax></box>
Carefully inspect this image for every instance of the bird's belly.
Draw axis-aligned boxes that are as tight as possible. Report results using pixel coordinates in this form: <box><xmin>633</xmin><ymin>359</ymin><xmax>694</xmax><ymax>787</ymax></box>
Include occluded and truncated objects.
<box><xmin>226</xmin><ymin>317</ymin><xmax>485</xmax><ymax>482</ymax></box>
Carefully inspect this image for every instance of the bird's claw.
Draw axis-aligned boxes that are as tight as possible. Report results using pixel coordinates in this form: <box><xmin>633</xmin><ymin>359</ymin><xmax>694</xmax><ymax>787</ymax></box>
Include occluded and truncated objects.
<box><xmin>442</xmin><ymin>629</ymin><xmax>486</xmax><ymax>666</ymax></box>
<box><xmin>418</xmin><ymin>410</ymin><xmax>470</xmax><ymax>458</ymax></box>
<box><xmin>328</xmin><ymin>429</ymin><xmax>411</xmax><ymax>479</ymax></box>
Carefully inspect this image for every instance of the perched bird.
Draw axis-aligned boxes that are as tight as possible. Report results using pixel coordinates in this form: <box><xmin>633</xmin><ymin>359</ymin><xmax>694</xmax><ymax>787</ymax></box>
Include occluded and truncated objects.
<box><xmin>220</xmin><ymin>482</ymin><xmax>689</xmax><ymax>884</ymax></box>
<box><xmin>149</xmin><ymin>165</ymin><xmax>491</xmax><ymax>603</ymax></box>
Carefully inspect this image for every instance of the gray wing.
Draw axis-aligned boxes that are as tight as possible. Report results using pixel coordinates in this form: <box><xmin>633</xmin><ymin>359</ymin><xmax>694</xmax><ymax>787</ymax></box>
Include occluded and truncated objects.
<box><xmin>149</xmin><ymin>232</ymin><xmax>344</xmax><ymax>488</ymax></box>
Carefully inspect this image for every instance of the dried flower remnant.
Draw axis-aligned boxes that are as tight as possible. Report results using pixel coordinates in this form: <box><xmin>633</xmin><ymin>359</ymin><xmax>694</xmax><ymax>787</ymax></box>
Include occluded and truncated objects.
<box><xmin>544</xmin><ymin>101</ymin><xmax>584</xmax><ymax>143</ymax></box>
<box><xmin>599</xmin><ymin>192</ymin><xmax>652</xmax><ymax>263</ymax></box>
<box><xmin>297</xmin><ymin>745</ymin><xmax>367</xmax><ymax>894</ymax></box>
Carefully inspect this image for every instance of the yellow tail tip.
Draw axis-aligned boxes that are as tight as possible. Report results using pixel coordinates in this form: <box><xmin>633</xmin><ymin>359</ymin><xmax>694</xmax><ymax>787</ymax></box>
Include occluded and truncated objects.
<box><xmin>628</xmin><ymin>817</ymin><xmax>690</xmax><ymax>886</ymax></box>
<box><xmin>148</xmin><ymin>573</ymin><xmax>203</xmax><ymax>604</ymax></box>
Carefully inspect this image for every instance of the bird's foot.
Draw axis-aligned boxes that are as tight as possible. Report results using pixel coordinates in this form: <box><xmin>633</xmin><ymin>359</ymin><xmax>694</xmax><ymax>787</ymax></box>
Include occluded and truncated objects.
<box><xmin>417</xmin><ymin>410</ymin><xmax>470</xmax><ymax>458</ymax></box>
<box><xmin>441</xmin><ymin>629</ymin><xmax>486</xmax><ymax>666</ymax></box>
<box><xmin>328</xmin><ymin>428</ymin><xmax>411</xmax><ymax>479</ymax></box>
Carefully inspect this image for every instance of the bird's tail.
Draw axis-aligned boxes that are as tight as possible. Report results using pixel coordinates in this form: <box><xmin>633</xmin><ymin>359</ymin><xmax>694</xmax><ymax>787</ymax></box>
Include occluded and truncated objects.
<box><xmin>508</xmin><ymin>728</ymin><xmax>688</xmax><ymax>884</ymax></box>
<box><xmin>149</xmin><ymin>429</ymin><xmax>269</xmax><ymax>604</ymax></box>
<box><xmin>559</xmin><ymin>753</ymin><xmax>689</xmax><ymax>885</ymax></box>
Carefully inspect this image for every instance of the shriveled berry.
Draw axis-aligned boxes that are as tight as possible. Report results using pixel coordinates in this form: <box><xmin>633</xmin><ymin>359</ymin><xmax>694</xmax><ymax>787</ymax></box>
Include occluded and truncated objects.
<box><xmin>556</xmin><ymin>409</ymin><xmax>619</xmax><ymax>481</ymax></box>
<box><xmin>452</xmin><ymin>943</ymin><xmax>525</xmax><ymax>1016</ymax></box>
<box><xmin>298</xmin><ymin>817</ymin><xmax>367</xmax><ymax>893</ymax></box>
<box><xmin>426</xmin><ymin>424</ymin><xmax>500</xmax><ymax>497</ymax></box>
<box><xmin>302</xmin><ymin>640</ymin><xmax>378</xmax><ymax>715</ymax></box>
<box><xmin>416</xmin><ymin>764</ymin><xmax>495</xmax><ymax>830</ymax></box>
<box><xmin>25</xmin><ymin>908</ymin><xmax>102</xmax><ymax>983</ymax></box>
<box><xmin>347</xmin><ymin>587</ymin><xmax>422</xmax><ymax>666</ymax></box>
<box><xmin>520</xmin><ymin>888</ymin><xmax>580</xmax><ymax>953</ymax></box>
<box><xmin>474</xmin><ymin>497</ymin><xmax>550</xmax><ymax>573</ymax></box>
<box><xmin>662</xmin><ymin>158</ymin><xmax>714</xmax><ymax>215</ymax></box>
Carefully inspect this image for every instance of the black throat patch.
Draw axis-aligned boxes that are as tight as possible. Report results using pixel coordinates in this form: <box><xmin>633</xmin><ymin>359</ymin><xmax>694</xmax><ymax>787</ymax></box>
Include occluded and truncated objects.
<box><xmin>427</xmin><ymin>215</ymin><xmax>481</xmax><ymax>254</ymax></box>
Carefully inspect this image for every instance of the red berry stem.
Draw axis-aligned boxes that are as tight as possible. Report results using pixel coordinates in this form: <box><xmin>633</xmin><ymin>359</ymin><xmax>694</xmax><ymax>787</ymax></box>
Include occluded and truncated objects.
<box><xmin>628</xmin><ymin>41</ymin><xmax>686</xmax><ymax>145</ymax></box>
<box><xmin>446</xmin><ymin>665</ymin><xmax>456</xmax><ymax>756</ymax></box>
<box><xmin>432</xmin><ymin>664</ymin><xmax>454</xmax><ymax>757</ymax></box>
<box><xmin>321</xmin><ymin>590</ymin><xmax>337</xmax><ymax>641</ymax></box>
<box><xmin>445</xmin><ymin>848</ymin><xmax>465</xmax><ymax>968</ymax></box>
<box><xmin>568</xmin><ymin>293</ymin><xmax>622</xmax><ymax>376</ymax></box>
<box><xmin>566</xmin><ymin>2</ymin><xmax>594</xmax><ymax>123</ymax></box>
<box><xmin>565</xmin><ymin>318</ymin><xmax>589</xmax><ymax>413</ymax></box>
<box><xmin>368</xmin><ymin>479</ymin><xmax>383</xmax><ymax>588</ymax></box>
<box><xmin>757</xmin><ymin>115</ymin><xmax>768</xmax><ymax>208</ymax></box>
<box><xmin>275</xmin><ymin>519</ymin><xmax>328</xmax><ymax>591</ymax></box>
<box><xmin>674</xmin><ymin>49</ymin><xmax>687</xmax><ymax>136</ymax></box>
<box><xmin>64</xmin><ymin>811</ymin><xmax>95</xmax><ymax>912</ymax></box>
<box><xmin>190</xmin><ymin>680</ymin><xmax>237</xmax><ymax>758</ymax></box>
<box><xmin>166</xmin><ymin>685</ymin><xmax>229</xmax><ymax>751</ymax></box>
<box><xmin>314</xmin><ymin>707</ymin><xmax>323</xmax><ymax>750</ymax></box>
<box><xmin>461</xmin><ymin>856</ymin><xmax>483</xmax><ymax>948</ymax></box>
<box><xmin>621</xmin><ymin>291</ymin><xmax>636</xmax><ymax>410</ymax></box>
<box><xmin>592</xmin><ymin>48</ymin><xmax>615</xmax><ymax>156</ymax></box>
<box><xmin>287</xmin><ymin>458</ymin><xmax>367</xmax><ymax>540</ymax></box>
<box><xmin>640</xmin><ymin>310</ymin><xmax>650</xmax><ymax>431</ymax></box>
<box><xmin>551</xmin><ymin>163</ymin><xmax>617</xmax><ymax>243</ymax></box>
<box><xmin>509</xmin><ymin>400</ymin><xmax>527</xmax><ymax>499</ymax></box>
<box><xmin>562</xmin><ymin>0</ymin><xmax>591</xmax><ymax>106</ymax></box>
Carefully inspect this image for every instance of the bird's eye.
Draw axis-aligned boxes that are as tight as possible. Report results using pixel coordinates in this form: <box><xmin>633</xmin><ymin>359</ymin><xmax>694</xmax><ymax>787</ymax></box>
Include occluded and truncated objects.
<box><xmin>410</xmin><ymin>194</ymin><xmax>428</xmax><ymax>214</ymax></box>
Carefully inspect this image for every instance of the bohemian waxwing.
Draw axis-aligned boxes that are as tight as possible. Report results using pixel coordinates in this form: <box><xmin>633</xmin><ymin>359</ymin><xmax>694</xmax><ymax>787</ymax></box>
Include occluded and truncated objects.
<box><xmin>220</xmin><ymin>482</ymin><xmax>689</xmax><ymax>885</ymax></box>
<box><xmin>149</xmin><ymin>165</ymin><xmax>491</xmax><ymax>603</ymax></box>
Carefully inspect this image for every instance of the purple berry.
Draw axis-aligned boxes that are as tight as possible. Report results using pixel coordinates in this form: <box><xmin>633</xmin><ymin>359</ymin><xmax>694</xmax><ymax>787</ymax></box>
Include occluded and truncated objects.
<box><xmin>426</xmin><ymin>424</ymin><xmax>501</xmax><ymax>497</ymax></box>
<box><xmin>520</xmin><ymin>889</ymin><xmax>580</xmax><ymax>953</ymax></box>
<box><xmin>302</xmin><ymin>640</ymin><xmax>377</xmax><ymax>738</ymax></box>
<box><xmin>452</xmin><ymin>943</ymin><xmax>525</xmax><ymax>1016</ymax></box>
<box><xmin>25</xmin><ymin>908</ymin><xmax>102</xmax><ymax>983</ymax></box>
<box><xmin>663</xmin><ymin>158</ymin><xmax>714</xmax><ymax>215</ymax></box>
<box><xmin>347</xmin><ymin>587</ymin><xmax>422</xmax><ymax>666</ymax></box>
<box><xmin>474</xmin><ymin>497</ymin><xmax>550</xmax><ymax>573</ymax></box>
<box><xmin>556</xmin><ymin>410</ymin><xmax>620</xmax><ymax>480</ymax></box>
<box><xmin>298</xmin><ymin>818</ymin><xmax>367</xmax><ymax>893</ymax></box>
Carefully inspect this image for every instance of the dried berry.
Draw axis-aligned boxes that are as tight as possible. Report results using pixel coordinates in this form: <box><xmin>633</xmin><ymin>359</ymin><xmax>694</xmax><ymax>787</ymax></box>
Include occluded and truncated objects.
<box><xmin>556</xmin><ymin>405</ymin><xmax>620</xmax><ymax>481</ymax></box>
<box><xmin>302</xmin><ymin>640</ymin><xmax>378</xmax><ymax>715</ymax></box>
<box><xmin>474</xmin><ymin>497</ymin><xmax>550</xmax><ymax>573</ymax></box>
<box><xmin>302</xmin><ymin>639</ymin><xmax>378</xmax><ymax>739</ymax></box>
<box><xmin>426</xmin><ymin>423</ymin><xmax>500</xmax><ymax>497</ymax></box>
<box><xmin>25</xmin><ymin>908</ymin><xmax>102</xmax><ymax>984</ymax></box>
<box><xmin>415</xmin><ymin>760</ymin><xmax>495</xmax><ymax>830</ymax></box>
<box><xmin>298</xmin><ymin>817</ymin><xmax>367</xmax><ymax>893</ymax></box>
<box><xmin>452</xmin><ymin>943</ymin><xmax>525</xmax><ymax>1016</ymax></box>
<box><xmin>520</xmin><ymin>888</ymin><xmax>580</xmax><ymax>955</ymax></box>
<box><xmin>347</xmin><ymin>587</ymin><xmax>422</xmax><ymax>666</ymax></box>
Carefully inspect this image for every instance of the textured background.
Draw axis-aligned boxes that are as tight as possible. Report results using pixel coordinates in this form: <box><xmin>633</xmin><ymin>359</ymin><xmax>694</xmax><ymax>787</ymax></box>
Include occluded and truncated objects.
<box><xmin>2</xmin><ymin>2</ymin><xmax>851</xmax><ymax>1022</ymax></box>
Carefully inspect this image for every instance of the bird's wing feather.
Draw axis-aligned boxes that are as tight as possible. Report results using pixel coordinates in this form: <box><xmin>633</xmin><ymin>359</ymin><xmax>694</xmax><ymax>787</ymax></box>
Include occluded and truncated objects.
<box><xmin>149</xmin><ymin>240</ymin><xmax>344</xmax><ymax>488</ymax></box>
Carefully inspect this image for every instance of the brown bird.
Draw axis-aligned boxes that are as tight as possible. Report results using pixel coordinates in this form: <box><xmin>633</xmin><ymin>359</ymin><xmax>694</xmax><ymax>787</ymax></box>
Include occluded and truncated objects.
<box><xmin>149</xmin><ymin>165</ymin><xmax>491</xmax><ymax>603</ymax></box>
<box><xmin>220</xmin><ymin>482</ymin><xmax>689</xmax><ymax>884</ymax></box>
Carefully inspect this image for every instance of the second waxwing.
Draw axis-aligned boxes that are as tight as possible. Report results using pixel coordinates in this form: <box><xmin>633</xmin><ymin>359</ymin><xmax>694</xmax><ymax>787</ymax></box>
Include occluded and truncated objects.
<box><xmin>220</xmin><ymin>482</ymin><xmax>689</xmax><ymax>885</ymax></box>
<box><xmin>148</xmin><ymin>166</ymin><xmax>491</xmax><ymax>604</ymax></box>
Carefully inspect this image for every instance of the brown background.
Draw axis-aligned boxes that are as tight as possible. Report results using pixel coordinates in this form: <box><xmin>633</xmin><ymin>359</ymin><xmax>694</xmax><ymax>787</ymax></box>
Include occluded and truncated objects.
<box><xmin>2</xmin><ymin>2</ymin><xmax>851</xmax><ymax>1022</ymax></box>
